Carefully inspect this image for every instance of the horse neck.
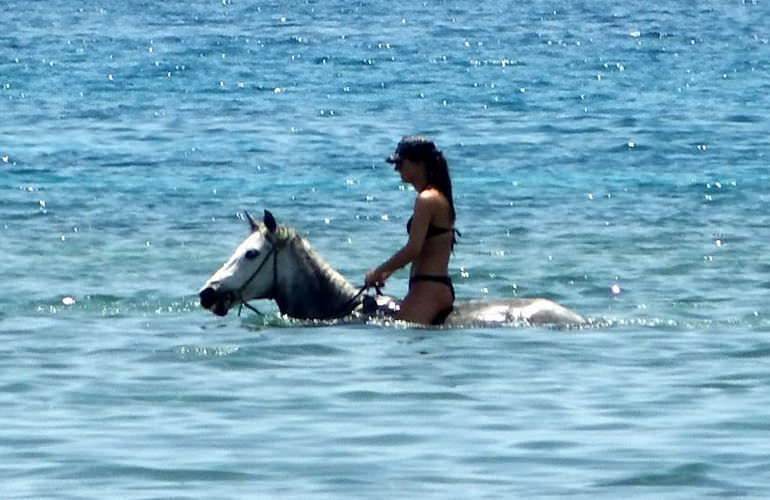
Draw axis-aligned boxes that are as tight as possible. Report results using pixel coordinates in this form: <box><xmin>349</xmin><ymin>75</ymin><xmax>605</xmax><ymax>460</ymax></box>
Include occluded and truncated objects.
<box><xmin>273</xmin><ymin>235</ymin><xmax>359</xmax><ymax>319</ymax></box>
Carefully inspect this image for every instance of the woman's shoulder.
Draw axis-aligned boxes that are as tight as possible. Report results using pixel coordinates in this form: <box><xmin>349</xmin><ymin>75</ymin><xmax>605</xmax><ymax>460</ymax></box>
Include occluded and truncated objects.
<box><xmin>418</xmin><ymin>186</ymin><xmax>447</xmax><ymax>203</ymax></box>
<box><xmin>416</xmin><ymin>187</ymin><xmax>450</xmax><ymax>212</ymax></box>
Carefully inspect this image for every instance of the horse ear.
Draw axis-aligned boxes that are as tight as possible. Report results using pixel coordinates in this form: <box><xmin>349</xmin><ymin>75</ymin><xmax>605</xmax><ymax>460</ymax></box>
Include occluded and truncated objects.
<box><xmin>244</xmin><ymin>211</ymin><xmax>259</xmax><ymax>232</ymax></box>
<box><xmin>264</xmin><ymin>210</ymin><xmax>277</xmax><ymax>233</ymax></box>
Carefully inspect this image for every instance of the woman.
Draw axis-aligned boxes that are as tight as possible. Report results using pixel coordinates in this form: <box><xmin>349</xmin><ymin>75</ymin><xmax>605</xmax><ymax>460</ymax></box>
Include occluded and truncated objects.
<box><xmin>365</xmin><ymin>135</ymin><xmax>458</xmax><ymax>325</ymax></box>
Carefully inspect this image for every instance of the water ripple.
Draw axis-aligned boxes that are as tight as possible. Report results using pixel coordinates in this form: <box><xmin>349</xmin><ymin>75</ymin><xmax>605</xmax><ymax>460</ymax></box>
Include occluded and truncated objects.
<box><xmin>4</xmin><ymin>0</ymin><xmax>770</xmax><ymax>498</ymax></box>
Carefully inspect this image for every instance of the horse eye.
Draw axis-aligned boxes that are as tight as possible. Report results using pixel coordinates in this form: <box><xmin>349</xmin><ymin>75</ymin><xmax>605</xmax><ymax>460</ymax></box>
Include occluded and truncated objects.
<box><xmin>244</xmin><ymin>249</ymin><xmax>260</xmax><ymax>260</ymax></box>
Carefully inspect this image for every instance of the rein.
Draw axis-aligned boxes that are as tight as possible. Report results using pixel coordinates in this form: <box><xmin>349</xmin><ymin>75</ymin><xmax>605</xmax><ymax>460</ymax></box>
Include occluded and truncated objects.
<box><xmin>332</xmin><ymin>283</ymin><xmax>382</xmax><ymax>319</ymax></box>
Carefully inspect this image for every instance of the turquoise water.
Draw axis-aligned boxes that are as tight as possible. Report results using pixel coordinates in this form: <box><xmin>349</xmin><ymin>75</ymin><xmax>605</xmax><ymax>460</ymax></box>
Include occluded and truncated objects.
<box><xmin>3</xmin><ymin>1</ymin><xmax>770</xmax><ymax>497</ymax></box>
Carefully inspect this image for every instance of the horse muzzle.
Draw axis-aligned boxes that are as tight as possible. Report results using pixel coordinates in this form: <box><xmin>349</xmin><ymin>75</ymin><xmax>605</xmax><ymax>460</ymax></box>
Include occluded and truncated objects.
<box><xmin>199</xmin><ymin>286</ymin><xmax>235</xmax><ymax>317</ymax></box>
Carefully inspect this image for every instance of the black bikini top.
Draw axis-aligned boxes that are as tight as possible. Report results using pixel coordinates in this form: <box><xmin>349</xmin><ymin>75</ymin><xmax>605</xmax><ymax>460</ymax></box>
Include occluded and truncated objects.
<box><xmin>406</xmin><ymin>216</ymin><xmax>452</xmax><ymax>239</ymax></box>
<box><xmin>406</xmin><ymin>217</ymin><xmax>460</xmax><ymax>249</ymax></box>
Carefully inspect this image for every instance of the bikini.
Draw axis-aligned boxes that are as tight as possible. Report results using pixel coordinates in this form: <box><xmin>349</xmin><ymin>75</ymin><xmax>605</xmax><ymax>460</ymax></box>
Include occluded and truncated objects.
<box><xmin>406</xmin><ymin>216</ymin><xmax>457</xmax><ymax>325</ymax></box>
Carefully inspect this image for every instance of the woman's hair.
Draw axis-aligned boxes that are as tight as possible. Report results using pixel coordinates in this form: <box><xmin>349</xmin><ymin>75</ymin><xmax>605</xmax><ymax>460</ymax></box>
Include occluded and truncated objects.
<box><xmin>390</xmin><ymin>136</ymin><xmax>456</xmax><ymax>223</ymax></box>
<box><xmin>424</xmin><ymin>148</ymin><xmax>456</xmax><ymax>223</ymax></box>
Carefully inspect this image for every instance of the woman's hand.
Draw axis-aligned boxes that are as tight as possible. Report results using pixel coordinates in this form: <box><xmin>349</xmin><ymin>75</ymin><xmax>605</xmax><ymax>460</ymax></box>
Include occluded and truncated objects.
<box><xmin>365</xmin><ymin>268</ymin><xmax>390</xmax><ymax>288</ymax></box>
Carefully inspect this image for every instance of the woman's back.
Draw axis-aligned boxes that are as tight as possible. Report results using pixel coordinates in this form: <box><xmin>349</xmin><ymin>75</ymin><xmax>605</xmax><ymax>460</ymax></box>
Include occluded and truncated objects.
<box><xmin>410</xmin><ymin>187</ymin><xmax>453</xmax><ymax>276</ymax></box>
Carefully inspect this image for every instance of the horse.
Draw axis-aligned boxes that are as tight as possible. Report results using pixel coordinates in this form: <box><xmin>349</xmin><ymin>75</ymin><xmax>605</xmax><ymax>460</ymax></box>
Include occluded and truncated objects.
<box><xmin>198</xmin><ymin>210</ymin><xmax>586</xmax><ymax>327</ymax></box>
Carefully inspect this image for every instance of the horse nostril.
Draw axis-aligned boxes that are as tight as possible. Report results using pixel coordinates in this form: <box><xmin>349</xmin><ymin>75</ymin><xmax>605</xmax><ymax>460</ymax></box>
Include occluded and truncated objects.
<box><xmin>199</xmin><ymin>287</ymin><xmax>218</xmax><ymax>309</ymax></box>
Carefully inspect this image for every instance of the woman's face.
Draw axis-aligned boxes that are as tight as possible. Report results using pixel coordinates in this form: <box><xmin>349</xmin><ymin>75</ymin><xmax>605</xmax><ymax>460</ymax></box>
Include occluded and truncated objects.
<box><xmin>395</xmin><ymin>157</ymin><xmax>421</xmax><ymax>183</ymax></box>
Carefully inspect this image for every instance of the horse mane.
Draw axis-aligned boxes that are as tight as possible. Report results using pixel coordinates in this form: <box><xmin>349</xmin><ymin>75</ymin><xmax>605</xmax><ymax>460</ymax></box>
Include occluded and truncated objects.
<box><xmin>273</xmin><ymin>226</ymin><xmax>358</xmax><ymax>317</ymax></box>
<box><xmin>287</xmin><ymin>230</ymin><xmax>356</xmax><ymax>293</ymax></box>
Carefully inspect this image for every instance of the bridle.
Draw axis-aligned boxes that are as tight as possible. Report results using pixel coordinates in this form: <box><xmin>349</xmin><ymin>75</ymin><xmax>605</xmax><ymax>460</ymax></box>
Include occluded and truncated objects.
<box><xmin>235</xmin><ymin>232</ymin><xmax>377</xmax><ymax>318</ymax></box>
<box><xmin>236</xmin><ymin>234</ymin><xmax>281</xmax><ymax>317</ymax></box>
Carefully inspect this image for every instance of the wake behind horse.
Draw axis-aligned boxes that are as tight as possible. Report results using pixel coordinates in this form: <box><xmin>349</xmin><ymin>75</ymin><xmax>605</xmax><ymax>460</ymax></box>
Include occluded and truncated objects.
<box><xmin>199</xmin><ymin>211</ymin><xmax>585</xmax><ymax>327</ymax></box>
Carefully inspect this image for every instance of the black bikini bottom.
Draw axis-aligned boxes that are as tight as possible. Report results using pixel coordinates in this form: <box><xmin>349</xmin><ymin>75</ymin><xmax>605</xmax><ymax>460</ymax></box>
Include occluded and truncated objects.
<box><xmin>408</xmin><ymin>275</ymin><xmax>455</xmax><ymax>325</ymax></box>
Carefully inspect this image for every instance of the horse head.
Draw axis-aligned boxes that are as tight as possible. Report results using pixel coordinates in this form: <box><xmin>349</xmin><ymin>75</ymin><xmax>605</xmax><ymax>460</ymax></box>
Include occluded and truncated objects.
<box><xmin>199</xmin><ymin>210</ymin><xmax>285</xmax><ymax>316</ymax></box>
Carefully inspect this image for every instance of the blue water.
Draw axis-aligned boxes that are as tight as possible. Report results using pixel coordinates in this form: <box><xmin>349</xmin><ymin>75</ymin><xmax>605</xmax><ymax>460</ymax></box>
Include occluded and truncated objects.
<box><xmin>3</xmin><ymin>1</ymin><xmax>770</xmax><ymax>497</ymax></box>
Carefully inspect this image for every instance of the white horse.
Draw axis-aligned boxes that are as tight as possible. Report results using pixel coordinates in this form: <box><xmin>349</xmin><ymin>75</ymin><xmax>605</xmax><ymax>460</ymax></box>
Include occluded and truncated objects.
<box><xmin>199</xmin><ymin>210</ymin><xmax>585</xmax><ymax>326</ymax></box>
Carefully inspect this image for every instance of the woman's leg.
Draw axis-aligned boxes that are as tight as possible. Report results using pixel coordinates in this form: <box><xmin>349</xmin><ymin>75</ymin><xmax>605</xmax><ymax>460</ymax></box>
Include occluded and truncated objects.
<box><xmin>397</xmin><ymin>280</ymin><xmax>453</xmax><ymax>325</ymax></box>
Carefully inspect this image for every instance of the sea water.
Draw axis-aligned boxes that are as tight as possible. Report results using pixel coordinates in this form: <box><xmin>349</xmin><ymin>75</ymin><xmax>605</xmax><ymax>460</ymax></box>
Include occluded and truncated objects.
<box><xmin>2</xmin><ymin>1</ymin><xmax>770</xmax><ymax>498</ymax></box>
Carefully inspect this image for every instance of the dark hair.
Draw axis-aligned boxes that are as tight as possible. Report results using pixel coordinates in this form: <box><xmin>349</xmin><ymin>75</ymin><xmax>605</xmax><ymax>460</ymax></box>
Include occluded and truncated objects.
<box><xmin>424</xmin><ymin>149</ymin><xmax>456</xmax><ymax>223</ymax></box>
<box><xmin>387</xmin><ymin>136</ymin><xmax>456</xmax><ymax>223</ymax></box>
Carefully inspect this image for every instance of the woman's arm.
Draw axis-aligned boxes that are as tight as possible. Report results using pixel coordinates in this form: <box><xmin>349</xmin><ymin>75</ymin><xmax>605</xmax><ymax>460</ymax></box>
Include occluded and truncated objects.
<box><xmin>365</xmin><ymin>191</ymin><xmax>436</xmax><ymax>285</ymax></box>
